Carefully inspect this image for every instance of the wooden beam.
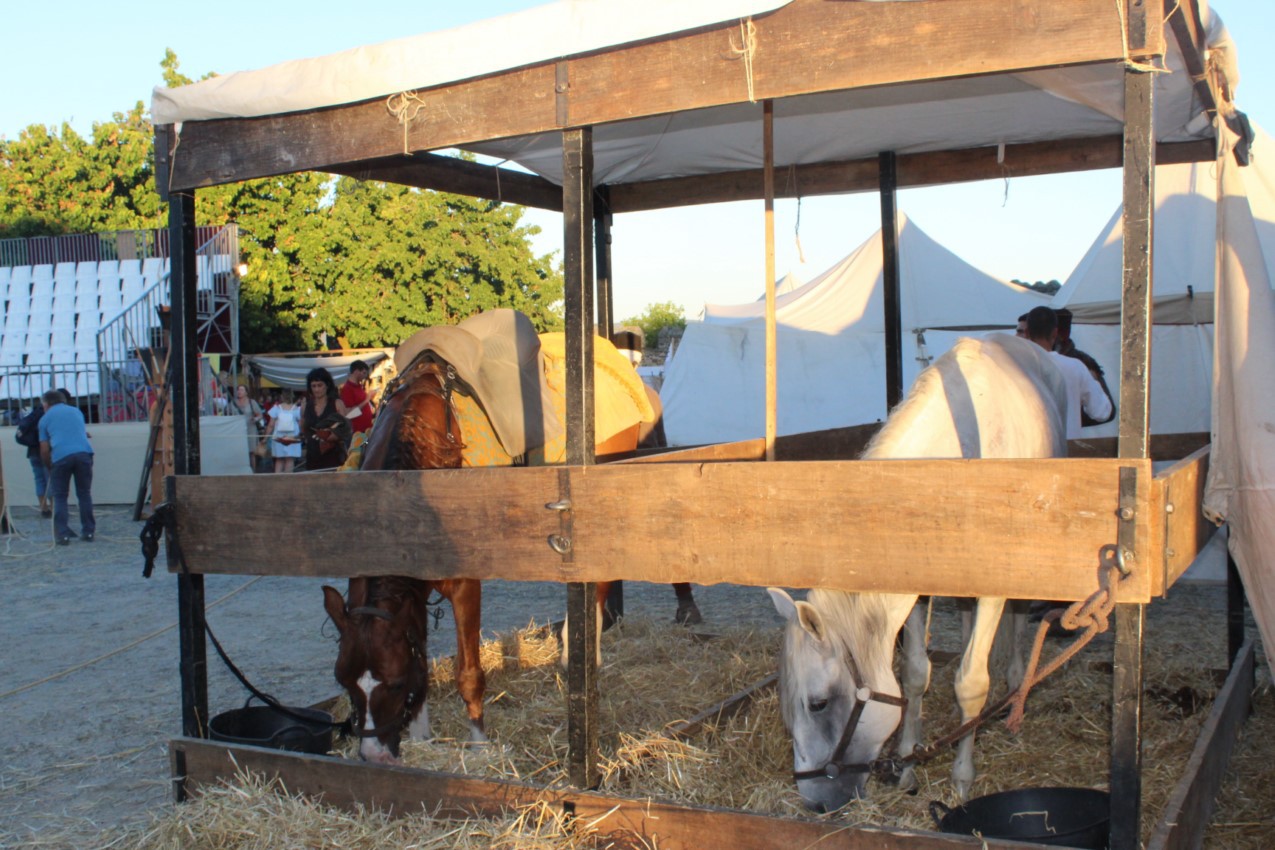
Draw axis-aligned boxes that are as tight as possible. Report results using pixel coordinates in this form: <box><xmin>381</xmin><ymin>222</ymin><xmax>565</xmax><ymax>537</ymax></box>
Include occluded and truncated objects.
<box><xmin>326</xmin><ymin>153</ymin><xmax>562</xmax><ymax>211</ymax></box>
<box><xmin>1150</xmin><ymin>445</ymin><xmax>1216</xmax><ymax>594</ymax></box>
<box><xmin>165</xmin><ymin>0</ymin><xmax>1139</xmax><ymax>191</ymax></box>
<box><xmin>607</xmin><ymin>138</ymin><xmax>1213</xmax><ymax>213</ymax></box>
<box><xmin>880</xmin><ymin>151</ymin><xmax>903</xmax><ymax>411</ymax></box>
<box><xmin>763</xmin><ymin>100</ymin><xmax>777</xmax><ymax>463</ymax></box>
<box><xmin>1146</xmin><ymin>640</ymin><xmax>1255</xmax><ymax>850</ymax></box>
<box><xmin>169</xmin><ymin>737</ymin><xmax>1047</xmax><ymax>849</ymax></box>
<box><xmin>166</xmin><ymin>457</ymin><xmax>1156</xmax><ymax>603</ymax></box>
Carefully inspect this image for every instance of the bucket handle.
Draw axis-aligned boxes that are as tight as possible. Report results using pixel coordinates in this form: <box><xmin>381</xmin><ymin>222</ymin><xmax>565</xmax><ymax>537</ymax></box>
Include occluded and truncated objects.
<box><xmin>928</xmin><ymin>800</ymin><xmax>952</xmax><ymax>829</ymax></box>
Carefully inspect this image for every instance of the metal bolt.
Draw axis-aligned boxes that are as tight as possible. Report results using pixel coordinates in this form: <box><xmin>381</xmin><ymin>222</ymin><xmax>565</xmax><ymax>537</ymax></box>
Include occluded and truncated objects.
<box><xmin>1119</xmin><ymin>507</ymin><xmax>1134</xmax><ymax>521</ymax></box>
<box><xmin>1165</xmin><ymin>503</ymin><xmax>1175</xmax><ymax>514</ymax></box>
<box><xmin>545</xmin><ymin>499</ymin><xmax>572</xmax><ymax>512</ymax></box>
<box><xmin>548</xmin><ymin>534</ymin><xmax>572</xmax><ymax>555</ymax></box>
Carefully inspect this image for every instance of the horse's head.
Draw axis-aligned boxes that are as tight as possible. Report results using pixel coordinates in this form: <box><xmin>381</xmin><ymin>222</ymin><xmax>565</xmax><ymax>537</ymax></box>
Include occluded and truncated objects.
<box><xmin>323</xmin><ymin>578</ymin><xmax>430</xmax><ymax>764</ymax></box>
<box><xmin>768</xmin><ymin>588</ymin><xmax>904</xmax><ymax>812</ymax></box>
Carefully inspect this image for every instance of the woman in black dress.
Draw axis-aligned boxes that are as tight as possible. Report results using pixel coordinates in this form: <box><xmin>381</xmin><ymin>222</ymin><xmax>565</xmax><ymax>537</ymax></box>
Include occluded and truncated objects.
<box><xmin>301</xmin><ymin>367</ymin><xmax>353</xmax><ymax>470</ymax></box>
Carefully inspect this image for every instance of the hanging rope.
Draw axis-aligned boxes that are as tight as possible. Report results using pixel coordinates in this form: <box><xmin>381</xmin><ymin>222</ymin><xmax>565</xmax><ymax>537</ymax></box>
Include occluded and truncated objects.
<box><xmin>1005</xmin><ymin>547</ymin><xmax>1125</xmax><ymax>732</ymax></box>
<box><xmin>728</xmin><ymin>17</ymin><xmax>759</xmax><ymax>103</ymax></box>
<box><xmin>387</xmin><ymin>90</ymin><xmax>426</xmax><ymax>155</ymax></box>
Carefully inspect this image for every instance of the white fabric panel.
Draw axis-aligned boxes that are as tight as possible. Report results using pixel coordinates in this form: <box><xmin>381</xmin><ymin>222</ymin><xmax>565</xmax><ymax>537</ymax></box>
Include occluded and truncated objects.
<box><xmin>1205</xmin><ymin>126</ymin><xmax>1275</xmax><ymax>656</ymax></box>
<box><xmin>152</xmin><ymin>0</ymin><xmax>791</xmax><ymax>124</ymax></box>
<box><xmin>663</xmin><ymin>218</ymin><xmax>1047</xmax><ymax>445</ymax></box>
<box><xmin>0</xmin><ymin>416</ymin><xmax>251</xmax><ymax>507</ymax></box>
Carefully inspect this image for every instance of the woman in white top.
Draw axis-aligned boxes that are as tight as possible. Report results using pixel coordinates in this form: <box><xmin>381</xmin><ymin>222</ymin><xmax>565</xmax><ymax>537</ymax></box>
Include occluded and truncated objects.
<box><xmin>263</xmin><ymin>389</ymin><xmax>303</xmax><ymax>473</ymax></box>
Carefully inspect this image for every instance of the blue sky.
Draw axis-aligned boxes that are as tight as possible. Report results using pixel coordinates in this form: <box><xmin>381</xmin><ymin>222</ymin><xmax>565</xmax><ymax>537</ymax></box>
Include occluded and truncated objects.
<box><xmin>2</xmin><ymin>1</ymin><xmax>1270</xmax><ymax>322</ymax></box>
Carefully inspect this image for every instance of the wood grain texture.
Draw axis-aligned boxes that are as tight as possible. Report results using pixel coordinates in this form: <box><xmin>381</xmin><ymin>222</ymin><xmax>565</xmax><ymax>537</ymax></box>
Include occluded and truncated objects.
<box><xmin>1153</xmin><ymin>446</ymin><xmax>1216</xmax><ymax>594</ymax></box>
<box><xmin>1146</xmin><ymin>640</ymin><xmax>1255</xmax><ymax>850</ymax></box>
<box><xmin>168</xmin><ymin>457</ymin><xmax>1155</xmax><ymax>602</ymax></box>
<box><xmin>169</xmin><ymin>737</ymin><xmax>1052</xmax><ymax>849</ymax></box>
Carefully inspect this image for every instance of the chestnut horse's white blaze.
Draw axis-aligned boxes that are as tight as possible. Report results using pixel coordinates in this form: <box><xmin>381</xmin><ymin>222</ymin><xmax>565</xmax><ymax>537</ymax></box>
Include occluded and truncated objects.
<box><xmin>770</xmin><ymin>334</ymin><xmax>1067</xmax><ymax>811</ymax></box>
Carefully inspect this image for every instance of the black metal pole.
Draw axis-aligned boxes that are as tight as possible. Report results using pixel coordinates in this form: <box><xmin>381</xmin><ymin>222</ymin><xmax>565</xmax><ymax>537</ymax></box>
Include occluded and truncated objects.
<box><xmin>1110</xmin><ymin>60</ymin><xmax>1156</xmax><ymax>850</ymax></box>
<box><xmin>878</xmin><ymin>151</ymin><xmax>903</xmax><ymax>412</ymax></box>
<box><xmin>594</xmin><ymin>185</ymin><xmax>623</xmax><ymax>625</ymax></box>
<box><xmin>563</xmin><ymin>127</ymin><xmax>599</xmax><ymax>790</ymax></box>
<box><xmin>1226</xmin><ymin>546</ymin><xmax>1247</xmax><ymax>668</ymax></box>
<box><xmin>169</xmin><ymin>190</ymin><xmax>207</xmax><ymax>739</ymax></box>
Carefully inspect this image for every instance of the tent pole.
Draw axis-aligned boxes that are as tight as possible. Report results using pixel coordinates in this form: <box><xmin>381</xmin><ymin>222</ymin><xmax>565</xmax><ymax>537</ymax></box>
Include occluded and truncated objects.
<box><xmin>763</xmin><ymin>100</ymin><xmax>777</xmax><ymax>462</ymax></box>
<box><xmin>562</xmin><ymin>126</ymin><xmax>600</xmax><ymax>791</ymax></box>
<box><xmin>879</xmin><ymin>151</ymin><xmax>903</xmax><ymax>411</ymax></box>
<box><xmin>1111</xmin><ymin>62</ymin><xmax>1155</xmax><ymax>850</ymax></box>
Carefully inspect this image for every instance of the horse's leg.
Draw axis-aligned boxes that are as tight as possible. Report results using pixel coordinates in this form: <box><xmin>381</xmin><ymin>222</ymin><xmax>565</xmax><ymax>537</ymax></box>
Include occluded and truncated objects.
<box><xmin>445</xmin><ymin>579</ymin><xmax>488</xmax><ymax>743</ymax></box>
<box><xmin>951</xmin><ymin>596</ymin><xmax>1007</xmax><ymax>800</ymax></box>
<box><xmin>896</xmin><ymin>601</ymin><xmax>931</xmax><ymax>791</ymax></box>
<box><xmin>1002</xmin><ymin>599</ymin><xmax>1029</xmax><ymax>694</ymax></box>
<box><xmin>672</xmin><ymin>582</ymin><xmax>702</xmax><ymax>625</ymax></box>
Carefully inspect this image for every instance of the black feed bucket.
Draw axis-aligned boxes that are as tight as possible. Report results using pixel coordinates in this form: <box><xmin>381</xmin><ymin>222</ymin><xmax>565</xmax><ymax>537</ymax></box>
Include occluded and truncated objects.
<box><xmin>930</xmin><ymin>787</ymin><xmax>1110</xmax><ymax>849</ymax></box>
<box><xmin>209</xmin><ymin>698</ymin><xmax>335</xmax><ymax>755</ymax></box>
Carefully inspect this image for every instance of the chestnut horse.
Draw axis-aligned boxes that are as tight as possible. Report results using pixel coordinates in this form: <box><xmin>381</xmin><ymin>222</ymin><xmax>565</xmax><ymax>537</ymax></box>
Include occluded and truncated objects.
<box><xmin>322</xmin><ymin>353</ymin><xmax>677</xmax><ymax>762</ymax></box>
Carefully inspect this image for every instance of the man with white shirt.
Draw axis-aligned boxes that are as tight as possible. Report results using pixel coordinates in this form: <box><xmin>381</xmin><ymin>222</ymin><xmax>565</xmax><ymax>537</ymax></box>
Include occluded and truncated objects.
<box><xmin>1024</xmin><ymin>306</ymin><xmax>1113</xmax><ymax>439</ymax></box>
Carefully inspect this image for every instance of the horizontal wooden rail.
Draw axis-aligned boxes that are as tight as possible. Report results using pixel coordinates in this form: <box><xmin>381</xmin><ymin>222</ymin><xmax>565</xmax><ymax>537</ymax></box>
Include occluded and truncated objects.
<box><xmin>168</xmin><ymin>457</ymin><xmax>1160</xmax><ymax>602</ymax></box>
<box><xmin>171</xmin><ymin>737</ymin><xmax>1042</xmax><ymax>849</ymax></box>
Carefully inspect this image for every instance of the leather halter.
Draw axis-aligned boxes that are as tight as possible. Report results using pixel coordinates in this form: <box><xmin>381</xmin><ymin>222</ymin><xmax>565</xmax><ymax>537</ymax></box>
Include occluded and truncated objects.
<box><xmin>345</xmin><ymin>603</ymin><xmax>427</xmax><ymax>743</ymax></box>
<box><xmin>791</xmin><ymin>648</ymin><xmax>908</xmax><ymax>783</ymax></box>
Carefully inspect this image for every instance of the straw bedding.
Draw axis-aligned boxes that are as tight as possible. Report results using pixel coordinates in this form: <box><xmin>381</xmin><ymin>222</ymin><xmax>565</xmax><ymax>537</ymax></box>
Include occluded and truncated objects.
<box><xmin>104</xmin><ymin>590</ymin><xmax>1270</xmax><ymax>849</ymax></box>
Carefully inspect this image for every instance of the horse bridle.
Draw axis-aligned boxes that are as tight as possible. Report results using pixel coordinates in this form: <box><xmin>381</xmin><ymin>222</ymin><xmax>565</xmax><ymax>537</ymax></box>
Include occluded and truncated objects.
<box><xmin>791</xmin><ymin>648</ymin><xmax>909</xmax><ymax>783</ymax></box>
<box><xmin>346</xmin><ymin>604</ymin><xmax>428</xmax><ymax>743</ymax></box>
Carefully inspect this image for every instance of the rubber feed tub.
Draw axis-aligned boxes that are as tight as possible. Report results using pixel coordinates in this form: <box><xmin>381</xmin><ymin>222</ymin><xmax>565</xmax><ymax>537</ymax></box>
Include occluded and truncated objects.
<box><xmin>930</xmin><ymin>787</ymin><xmax>1110</xmax><ymax>849</ymax></box>
<box><xmin>209</xmin><ymin>700</ymin><xmax>334</xmax><ymax>755</ymax></box>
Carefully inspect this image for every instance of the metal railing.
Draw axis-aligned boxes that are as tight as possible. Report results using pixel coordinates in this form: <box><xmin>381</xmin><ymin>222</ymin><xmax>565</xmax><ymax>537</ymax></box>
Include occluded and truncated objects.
<box><xmin>94</xmin><ymin>226</ymin><xmax>240</xmax><ymax>421</ymax></box>
<box><xmin>0</xmin><ymin>226</ymin><xmax>227</xmax><ymax>268</ymax></box>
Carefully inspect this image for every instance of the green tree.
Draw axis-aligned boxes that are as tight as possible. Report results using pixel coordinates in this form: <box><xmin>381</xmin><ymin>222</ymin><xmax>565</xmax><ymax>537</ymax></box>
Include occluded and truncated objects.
<box><xmin>1</xmin><ymin>50</ymin><xmax>563</xmax><ymax>353</ymax></box>
<box><xmin>621</xmin><ymin>301</ymin><xmax>686</xmax><ymax>348</ymax></box>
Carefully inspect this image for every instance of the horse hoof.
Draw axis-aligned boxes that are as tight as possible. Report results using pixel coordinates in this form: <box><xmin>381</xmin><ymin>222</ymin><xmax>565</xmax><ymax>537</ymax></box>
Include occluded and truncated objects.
<box><xmin>675</xmin><ymin>602</ymin><xmax>703</xmax><ymax>626</ymax></box>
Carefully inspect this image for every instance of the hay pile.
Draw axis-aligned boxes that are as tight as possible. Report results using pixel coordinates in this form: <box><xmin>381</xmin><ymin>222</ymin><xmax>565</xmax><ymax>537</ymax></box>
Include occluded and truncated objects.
<box><xmin>100</xmin><ymin>590</ymin><xmax>1269</xmax><ymax>850</ymax></box>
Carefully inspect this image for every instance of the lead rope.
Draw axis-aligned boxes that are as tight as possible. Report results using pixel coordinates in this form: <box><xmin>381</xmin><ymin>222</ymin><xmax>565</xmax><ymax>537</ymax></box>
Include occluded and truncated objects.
<box><xmin>879</xmin><ymin>550</ymin><xmax>1124</xmax><ymax>776</ymax></box>
<box><xmin>140</xmin><ymin>505</ymin><xmax>352</xmax><ymax>735</ymax></box>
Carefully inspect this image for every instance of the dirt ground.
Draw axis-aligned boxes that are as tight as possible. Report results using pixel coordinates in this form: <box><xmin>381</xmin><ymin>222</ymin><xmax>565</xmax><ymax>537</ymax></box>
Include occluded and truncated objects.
<box><xmin>0</xmin><ymin>504</ymin><xmax>1270</xmax><ymax>849</ymax></box>
<box><xmin>0</xmin><ymin>504</ymin><xmax>780</xmax><ymax>848</ymax></box>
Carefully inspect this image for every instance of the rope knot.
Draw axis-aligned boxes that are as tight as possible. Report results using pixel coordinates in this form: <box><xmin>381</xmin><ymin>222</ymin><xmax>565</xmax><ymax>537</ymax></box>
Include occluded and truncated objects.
<box><xmin>727</xmin><ymin>17</ymin><xmax>759</xmax><ymax>103</ymax></box>
<box><xmin>387</xmin><ymin>90</ymin><xmax>426</xmax><ymax>155</ymax></box>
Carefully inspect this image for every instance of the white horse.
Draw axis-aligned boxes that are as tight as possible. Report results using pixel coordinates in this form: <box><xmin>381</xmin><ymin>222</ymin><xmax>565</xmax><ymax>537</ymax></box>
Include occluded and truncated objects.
<box><xmin>769</xmin><ymin>334</ymin><xmax>1067</xmax><ymax>812</ymax></box>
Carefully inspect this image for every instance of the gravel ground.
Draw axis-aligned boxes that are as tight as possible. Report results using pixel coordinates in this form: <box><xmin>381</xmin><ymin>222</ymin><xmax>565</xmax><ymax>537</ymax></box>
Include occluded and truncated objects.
<box><xmin>0</xmin><ymin>504</ymin><xmax>781</xmax><ymax>848</ymax></box>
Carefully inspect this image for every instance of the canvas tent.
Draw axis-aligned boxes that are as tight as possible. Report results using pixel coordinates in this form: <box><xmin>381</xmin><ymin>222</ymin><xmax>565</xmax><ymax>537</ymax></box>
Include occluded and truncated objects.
<box><xmin>1050</xmin><ymin>126</ymin><xmax>1275</xmax><ymax>438</ymax></box>
<box><xmin>661</xmin><ymin>215</ymin><xmax>1049</xmax><ymax>445</ymax></box>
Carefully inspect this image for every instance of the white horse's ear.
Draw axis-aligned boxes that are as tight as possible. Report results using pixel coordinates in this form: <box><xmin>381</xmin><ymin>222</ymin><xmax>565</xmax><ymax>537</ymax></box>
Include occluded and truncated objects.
<box><xmin>767</xmin><ymin>587</ymin><xmax>798</xmax><ymax>622</ymax></box>
<box><xmin>794</xmin><ymin>600</ymin><xmax>829</xmax><ymax>644</ymax></box>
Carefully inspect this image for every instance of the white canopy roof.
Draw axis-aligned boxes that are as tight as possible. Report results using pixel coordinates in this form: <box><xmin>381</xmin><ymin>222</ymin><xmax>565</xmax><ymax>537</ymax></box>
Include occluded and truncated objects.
<box><xmin>152</xmin><ymin>1</ymin><xmax>1236</xmax><ymax>189</ymax></box>
<box><xmin>661</xmin><ymin>216</ymin><xmax>1049</xmax><ymax>444</ymax></box>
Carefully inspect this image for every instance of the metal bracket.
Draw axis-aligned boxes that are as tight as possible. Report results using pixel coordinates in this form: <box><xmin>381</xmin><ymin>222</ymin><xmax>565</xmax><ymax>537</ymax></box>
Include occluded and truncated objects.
<box><xmin>548</xmin><ymin>467</ymin><xmax>573</xmax><ymax>560</ymax></box>
<box><xmin>1116</xmin><ymin>466</ymin><xmax>1138</xmax><ymax>578</ymax></box>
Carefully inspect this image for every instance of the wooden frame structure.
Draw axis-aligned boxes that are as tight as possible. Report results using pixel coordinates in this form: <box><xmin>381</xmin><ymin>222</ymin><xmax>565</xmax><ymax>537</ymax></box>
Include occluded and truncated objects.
<box><xmin>154</xmin><ymin>1</ymin><xmax>1251</xmax><ymax>847</ymax></box>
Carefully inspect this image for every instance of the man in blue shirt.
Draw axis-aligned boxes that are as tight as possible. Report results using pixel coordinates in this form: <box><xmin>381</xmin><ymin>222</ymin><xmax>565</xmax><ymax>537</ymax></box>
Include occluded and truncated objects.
<box><xmin>38</xmin><ymin>390</ymin><xmax>96</xmax><ymax>545</ymax></box>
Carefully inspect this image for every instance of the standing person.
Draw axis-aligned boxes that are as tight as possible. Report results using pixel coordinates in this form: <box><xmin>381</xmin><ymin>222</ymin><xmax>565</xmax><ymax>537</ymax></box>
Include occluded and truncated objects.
<box><xmin>264</xmin><ymin>389</ymin><xmax>303</xmax><ymax>473</ymax></box>
<box><xmin>14</xmin><ymin>399</ymin><xmax>51</xmax><ymax>517</ymax></box>
<box><xmin>227</xmin><ymin>384</ymin><xmax>265</xmax><ymax>470</ymax></box>
<box><xmin>1052</xmin><ymin>308</ymin><xmax>1116</xmax><ymax>427</ymax></box>
<box><xmin>37</xmin><ymin>389</ymin><xmax>95</xmax><ymax>545</ymax></box>
<box><xmin>1023</xmin><ymin>306</ymin><xmax>1113</xmax><ymax>439</ymax></box>
<box><xmin>302</xmin><ymin>367</ymin><xmax>352</xmax><ymax>471</ymax></box>
<box><xmin>339</xmin><ymin>360</ymin><xmax>377</xmax><ymax>436</ymax></box>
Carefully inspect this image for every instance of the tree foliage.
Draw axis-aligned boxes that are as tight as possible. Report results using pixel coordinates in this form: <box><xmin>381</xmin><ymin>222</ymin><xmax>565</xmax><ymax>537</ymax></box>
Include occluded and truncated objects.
<box><xmin>621</xmin><ymin>301</ymin><xmax>686</xmax><ymax>347</ymax></box>
<box><xmin>1</xmin><ymin>51</ymin><xmax>563</xmax><ymax>353</ymax></box>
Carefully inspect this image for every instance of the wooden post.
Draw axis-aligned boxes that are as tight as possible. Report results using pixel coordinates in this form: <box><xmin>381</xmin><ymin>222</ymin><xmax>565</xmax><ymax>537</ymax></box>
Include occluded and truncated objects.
<box><xmin>169</xmin><ymin>190</ymin><xmax>208</xmax><ymax>739</ymax></box>
<box><xmin>763</xmin><ymin>100</ymin><xmax>777</xmax><ymax>462</ymax></box>
<box><xmin>562</xmin><ymin>127</ymin><xmax>600</xmax><ymax>789</ymax></box>
<box><xmin>879</xmin><ymin>151</ymin><xmax>903</xmax><ymax>412</ymax></box>
<box><xmin>1111</xmin><ymin>59</ymin><xmax>1155</xmax><ymax>850</ymax></box>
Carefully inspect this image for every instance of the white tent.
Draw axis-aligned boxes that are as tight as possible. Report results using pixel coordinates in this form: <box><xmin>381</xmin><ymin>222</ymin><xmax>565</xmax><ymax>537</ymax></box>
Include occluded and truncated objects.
<box><xmin>662</xmin><ymin>215</ymin><xmax>1049</xmax><ymax>445</ymax></box>
<box><xmin>1049</xmin><ymin>127</ymin><xmax>1275</xmax><ymax>438</ymax></box>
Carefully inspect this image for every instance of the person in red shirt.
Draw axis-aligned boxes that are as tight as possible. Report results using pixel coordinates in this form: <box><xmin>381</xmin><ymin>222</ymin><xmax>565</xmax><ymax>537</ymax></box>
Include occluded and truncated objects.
<box><xmin>340</xmin><ymin>360</ymin><xmax>377</xmax><ymax>435</ymax></box>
